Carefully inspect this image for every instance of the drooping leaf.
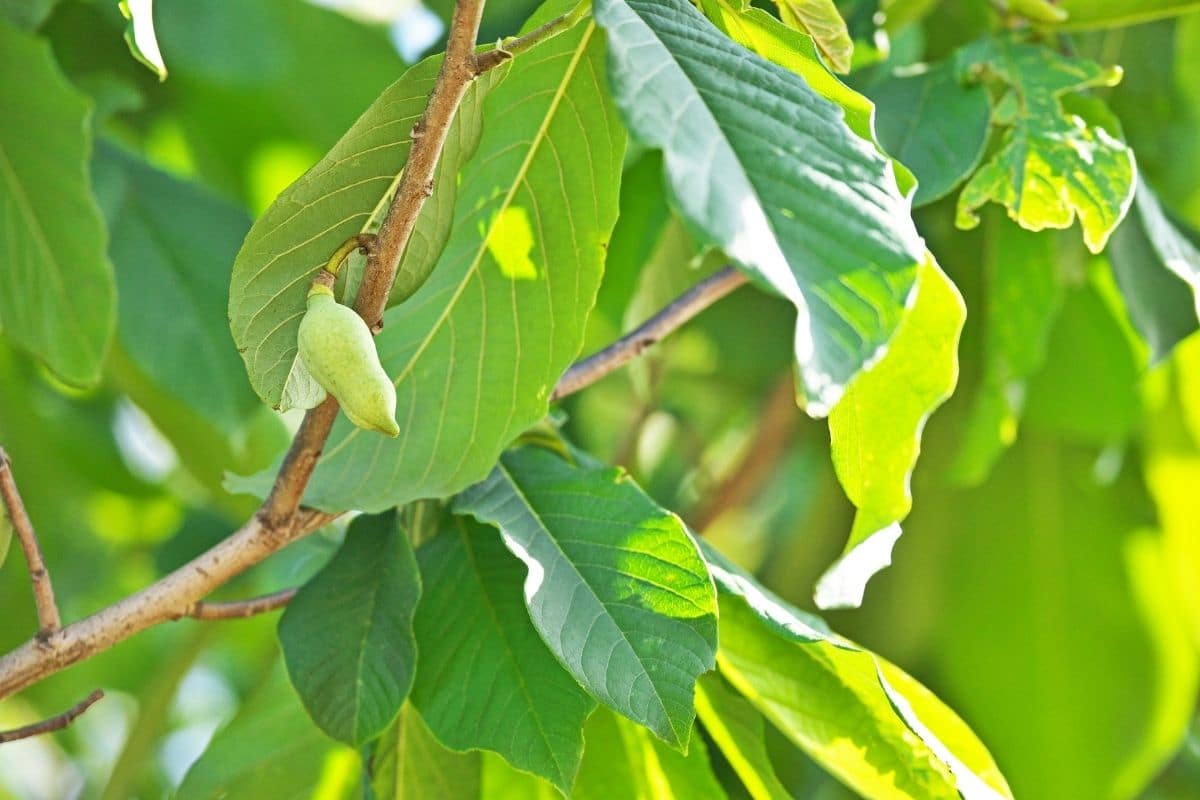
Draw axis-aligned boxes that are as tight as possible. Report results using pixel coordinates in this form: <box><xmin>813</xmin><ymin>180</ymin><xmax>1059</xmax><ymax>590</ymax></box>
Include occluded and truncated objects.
<box><xmin>92</xmin><ymin>143</ymin><xmax>260</xmax><ymax>436</ymax></box>
<box><xmin>694</xmin><ymin>674</ymin><xmax>792</xmax><ymax>800</ymax></box>
<box><xmin>954</xmin><ymin>37</ymin><xmax>1134</xmax><ymax>253</ymax></box>
<box><xmin>229</xmin><ymin>11</ymin><xmax>625</xmax><ymax>512</ymax></box>
<box><xmin>869</xmin><ymin>61</ymin><xmax>991</xmax><ymax>206</ymax></box>
<box><xmin>816</xmin><ymin>257</ymin><xmax>964</xmax><ymax>609</ymax></box>
<box><xmin>924</xmin><ymin>434</ymin><xmax>1197</xmax><ymax>799</ymax></box>
<box><xmin>951</xmin><ymin>216</ymin><xmax>1063</xmax><ymax>485</ymax></box>
<box><xmin>704</xmin><ymin>544</ymin><xmax>1012</xmax><ymax>800</ymax></box>
<box><xmin>455</xmin><ymin>446</ymin><xmax>718</xmax><ymax>747</ymax></box>
<box><xmin>119</xmin><ymin>0</ymin><xmax>166</xmax><ymax>80</ymax></box>
<box><xmin>410</xmin><ymin>516</ymin><xmax>595</xmax><ymax>793</ymax></box>
<box><xmin>1109</xmin><ymin>177</ymin><xmax>1200</xmax><ymax>362</ymax></box>
<box><xmin>770</xmin><ymin>0</ymin><xmax>853</xmax><ymax>74</ymax></box>
<box><xmin>595</xmin><ymin>0</ymin><xmax>925</xmax><ymax>416</ymax></box>
<box><xmin>1055</xmin><ymin>0</ymin><xmax>1200</xmax><ymax>29</ymax></box>
<box><xmin>228</xmin><ymin>54</ymin><xmax>501</xmax><ymax>411</ymax></box>
<box><xmin>574</xmin><ymin>709</ymin><xmax>727</xmax><ymax>800</ymax></box>
<box><xmin>177</xmin><ymin>664</ymin><xmax>359</xmax><ymax>800</ymax></box>
<box><xmin>278</xmin><ymin>510</ymin><xmax>420</xmax><ymax>747</ymax></box>
<box><xmin>371</xmin><ymin>703</ymin><xmax>481</xmax><ymax>800</ymax></box>
<box><xmin>0</xmin><ymin>20</ymin><xmax>114</xmax><ymax>387</ymax></box>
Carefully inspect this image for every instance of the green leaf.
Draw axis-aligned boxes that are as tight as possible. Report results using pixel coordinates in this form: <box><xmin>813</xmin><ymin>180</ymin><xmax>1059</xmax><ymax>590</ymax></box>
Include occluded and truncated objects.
<box><xmin>922</xmin><ymin>435</ymin><xmax>1197</xmax><ymax>799</ymax></box>
<box><xmin>954</xmin><ymin>37</ymin><xmax>1134</xmax><ymax>253</ymax></box>
<box><xmin>229</xmin><ymin>14</ymin><xmax>625</xmax><ymax>511</ymax></box>
<box><xmin>594</xmin><ymin>0</ymin><xmax>925</xmax><ymax>416</ymax></box>
<box><xmin>410</xmin><ymin>516</ymin><xmax>595</xmax><ymax>793</ymax></box>
<box><xmin>278</xmin><ymin>510</ymin><xmax>420</xmax><ymax>747</ymax></box>
<box><xmin>951</xmin><ymin>215</ymin><xmax>1063</xmax><ymax>485</ymax></box>
<box><xmin>869</xmin><ymin>61</ymin><xmax>991</xmax><ymax>206</ymax></box>
<box><xmin>0</xmin><ymin>508</ymin><xmax>11</xmax><ymax>569</ymax></box>
<box><xmin>0</xmin><ymin>20</ymin><xmax>114</xmax><ymax>387</ymax></box>
<box><xmin>817</xmin><ymin>257</ymin><xmax>964</xmax><ymax>609</ymax></box>
<box><xmin>705</xmin><ymin>544</ymin><xmax>1012</xmax><ymax>800</ymax></box>
<box><xmin>119</xmin><ymin>0</ymin><xmax>166</xmax><ymax>80</ymax></box>
<box><xmin>770</xmin><ymin>0</ymin><xmax>853</xmax><ymax>74</ymax></box>
<box><xmin>695</xmin><ymin>674</ymin><xmax>791</xmax><ymax>800</ymax></box>
<box><xmin>177</xmin><ymin>664</ymin><xmax>360</xmax><ymax>800</ymax></box>
<box><xmin>1109</xmin><ymin>177</ymin><xmax>1200</xmax><ymax>362</ymax></box>
<box><xmin>575</xmin><ymin>710</ymin><xmax>727</xmax><ymax>799</ymax></box>
<box><xmin>0</xmin><ymin>0</ymin><xmax>56</xmax><ymax>29</ymax></box>
<box><xmin>228</xmin><ymin>54</ymin><xmax>500</xmax><ymax>411</ymax></box>
<box><xmin>1055</xmin><ymin>0</ymin><xmax>1200</xmax><ymax>29</ymax></box>
<box><xmin>371</xmin><ymin>703</ymin><xmax>481</xmax><ymax>800</ymax></box>
<box><xmin>92</xmin><ymin>143</ymin><xmax>260</xmax><ymax>436</ymax></box>
<box><xmin>455</xmin><ymin>446</ymin><xmax>718</xmax><ymax>747</ymax></box>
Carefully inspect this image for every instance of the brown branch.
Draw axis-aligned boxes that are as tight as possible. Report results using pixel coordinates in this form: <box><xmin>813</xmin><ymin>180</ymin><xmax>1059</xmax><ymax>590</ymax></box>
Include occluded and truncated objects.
<box><xmin>0</xmin><ymin>689</ymin><xmax>103</xmax><ymax>745</ymax></box>
<box><xmin>187</xmin><ymin>588</ymin><xmax>298</xmax><ymax>621</ymax></box>
<box><xmin>0</xmin><ymin>448</ymin><xmax>62</xmax><ymax>637</ymax></box>
<box><xmin>552</xmin><ymin>266</ymin><xmax>749</xmax><ymax>402</ymax></box>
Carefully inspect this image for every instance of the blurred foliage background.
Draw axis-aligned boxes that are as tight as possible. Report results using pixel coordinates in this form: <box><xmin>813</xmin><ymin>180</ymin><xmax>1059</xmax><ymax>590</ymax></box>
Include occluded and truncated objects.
<box><xmin>2</xmin><ymin>0</ymin><xmax>1200</xmax><ymax>798</ymax></box>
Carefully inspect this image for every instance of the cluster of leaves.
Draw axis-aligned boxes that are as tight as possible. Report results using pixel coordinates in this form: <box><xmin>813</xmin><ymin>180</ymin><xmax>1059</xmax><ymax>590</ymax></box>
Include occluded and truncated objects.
<box><xmin>3</xmin><ymin>0</ymin><xmax>1200</xmax><ymax>799</ymax></box>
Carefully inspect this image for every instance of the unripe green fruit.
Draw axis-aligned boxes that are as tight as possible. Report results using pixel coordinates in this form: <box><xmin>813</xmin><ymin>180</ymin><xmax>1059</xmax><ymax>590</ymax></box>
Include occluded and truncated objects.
<box><xmin>298</xmin><ymin>285</ymin><xmax>399</xmax><ymax>436</ymax></box>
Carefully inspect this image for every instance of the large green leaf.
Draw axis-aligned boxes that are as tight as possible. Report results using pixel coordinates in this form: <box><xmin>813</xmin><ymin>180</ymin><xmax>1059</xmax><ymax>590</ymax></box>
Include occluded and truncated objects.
<box><xmin>951</xmin><ymin>217</ymin><xmax>1063</xmax><ymax>485</ymax></box>
<box><xmin>817</xmin><ymin>257</ymin><xmax>964</xmax><ymax>609</ymax></box>
<box><xmin>371</xmin><ymin>703</ymin><xmax>481</xmax><ymax>800</ymax></box>
<box><xmin>695</xmin><ymin>674</ymin><xmax>791</xmax><ymax>800</ymax></box>
<box><xmin>1109</xmin><ymin>177</ymin><xmax>1200</xmax><ymax>362</ymax></box>
<box><xmin>92</xmin><ymin>143</ymin><xmax>260</xmax><ymax>436</ymax></box>
<box><xmin>410</xmin><ymin>516</ymin><xmax>595</xmax><ymax>793</ymax></box>
<box><xmin>705</xmin><ymin>545</ymin><xmax>1012</xmax><ymax>800</ymax></box>
<box><xmin>594</xmin><ymin>0</ymin><xmax>925</xmax><ymax>416</ymax></box>
<box><xmin>228</xmin><ymin>54</ymin><xmax>500</xmax><ymax>410</ymax></box>
<box><xmin>1056</xmin><ymin>0</ymin><xmax>1200</xmax><ymax>29</ymax></box>
<box><xmin>869</xmin><ymin>60</ymin><xmax>991</xmax><ymax>206</ymax></box>
<box><xmin>954</xmin><ymin>37</ymin><xmax>1134</xmax><ymax>253</ymax></box>
<box><xmin>455</xmin><ymin>446</ymin><xmax>718</xmax><ymax>747</ymax></box>
<box><xmin>0</xmin><ymin>20</ymin><xmax>114</xmax><ymax>387</ymax></box>
<box><xmin>925</xmin><ymin>435</ymin><xmax>1197</xmax><ymax>799</ymax></box>
<box><xmin>278</xmin><ymin>510</ymin><xmax>420</xmax><ymax>747</ymax></box>
<box><xmin>770</xmin><ymin>0</ymin><xmax>853</xmax><ymax>74</ymax></box>
<box><xmin>177</xmin><ymin>664</ymin><xmax>359</xmax><ymax>800</ymax></box>
<box><xmin>230</xmin><ymin>12</ymin><xmax>624</xmax><ymax>513</ymax></box>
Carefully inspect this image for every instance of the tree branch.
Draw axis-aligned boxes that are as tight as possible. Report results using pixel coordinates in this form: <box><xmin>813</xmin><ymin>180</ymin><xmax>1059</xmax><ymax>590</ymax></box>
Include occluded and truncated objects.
<box><xmin>187</xmin><ymin>588</ymin><xmax>298</xmax><ymax>621</ymax></box>
<box><xmin>552</xmin><ymin>266</ymin><xmax>749</xmax><ymax>401</ymax></box>
<box><xmin>0</xmin><ymin>448</ymin><xmax>62</xmax><ymax>637</ymax></box>
<box><xmin>0</xmin><ymin>689</ymin><xmax>103</xmax><ymax>745</ymax></box>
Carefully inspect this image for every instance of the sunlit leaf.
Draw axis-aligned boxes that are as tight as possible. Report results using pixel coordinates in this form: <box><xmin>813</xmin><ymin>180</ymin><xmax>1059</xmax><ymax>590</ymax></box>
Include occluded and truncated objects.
<box><xmin>695</xmin><ymin>674</ymin><xmax>791</xmax><ymax>800</ymax></box>
<box><xmin>817</xmin><ymin>257</ymin><xmax>964</xmax><ymax>609</ymax></box>
<box><xmin>1055</xmin><ymin>0</ymin><xmax>1200</xmax><ymax>29</ymax></box>
<box><xmin>455</xmin><ymin>446</ymin><xmax>718</xmax><ymax>747</ymax></box>
<box><xmin>371</xmin><ymin>703</ymin><xmax>481</xmax><ymax>800</ymax></box>
<box><xmin>595</xmin><ymin>0</ymin><xmax>925</xmax><ymax>416</ymax></box>
<box><xmin>954</xmin><ymin>37</ymin><xmax>1134</xmax><ymax>253</ymax></box>
<box><xmin>770</xmin><ymin>0</ymin><xmax>853</xmax><ymax>74</ymax></box>
<box><xmin>119</xmin><ymin>0</ymin><xmax>167</xmax><ymax>80</ymax></box>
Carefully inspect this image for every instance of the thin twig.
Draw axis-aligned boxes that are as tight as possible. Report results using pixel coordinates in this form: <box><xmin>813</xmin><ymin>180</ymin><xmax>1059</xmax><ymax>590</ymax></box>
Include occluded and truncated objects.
<box><xmin>0</xmin><ymin>689</ymin><xmax>103</xmax><ymax>745</ymax></box>
<box><xmin>0</xmin><ymin>448</ymin><xmax>62</xmax><ymax>637</ymax></box>
<box><xmin>187</xmin><ymin>588</ymin><xmax>298</xmax><ymax>621</ymax></box>
<box><xmin>552</xmin><ymin>266</ymin><xmax>749</xmax><ymax>401</ymax></box>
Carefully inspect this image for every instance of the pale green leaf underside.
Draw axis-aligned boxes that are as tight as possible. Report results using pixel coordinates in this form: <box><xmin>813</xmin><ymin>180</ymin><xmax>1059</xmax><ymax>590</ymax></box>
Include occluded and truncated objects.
<box><xmin>119</xmin><ymin>0</ymin><xmax>167</xmax><ymax>80</ymax></box>
<box><xmin>278</xmin><ymin>511</ymin><xmax>420</xmax><ymax>746</ymax></box>
<box><xmin>817</xmin><ymin>256</ymin><xmax>964</xmax><ymax>609</ymax></box>
<box><xmin>773</xmin><ymin>0</ymin><xmax>853</xmax><ymax>74</ymax></box>
<box><xmin>372</xmin><ymin>704</ymin><xmax>482</xmax><ymax>800</ymax></box>
<box><xmin>411</xmin><ymin>516</ymin><xmax>595</xmax><ymax>793</ymax></box>
<box><xmin>455</xmin><ymin>447</ymin><xmax>718</xmax><ymax>748</ymax></box>
<box><xmin>954</xmin><ymin>37</ymin><xmax>1135</xmax><ymax>254</ymax></box>
<box><xmin>0</xmin><ymin>21</ymin><xmax>114</xmax><ymax>387</ymax></box>
<box><xmin>229</xmin><ymin>53</ymin><xmax>498</xmax><ymax>409</ymax></box>
<box><xmin>595</xmin><ymin>0</ymin><xmax>924</xmax><ymax>416</ymax></box>
<box><xmin>704</xmin><ymin>544</ymin><xmax>1012</xmax><ymax>800</ymax></box>
<box><xmin>229</xmin><ymin>18</ymin><xmax>625</xmax><ymax>512</ymax></box>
